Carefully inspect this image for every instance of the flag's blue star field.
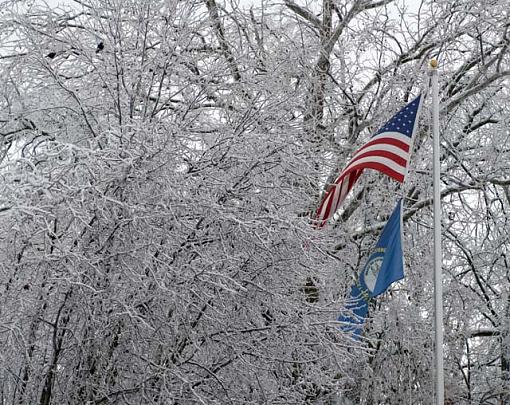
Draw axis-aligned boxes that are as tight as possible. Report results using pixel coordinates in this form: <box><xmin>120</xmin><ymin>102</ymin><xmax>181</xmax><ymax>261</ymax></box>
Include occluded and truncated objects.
<box><xmin>375</xmin><ymin>95</ymin><xmax>421</xmax><ymax>137</ymax></box>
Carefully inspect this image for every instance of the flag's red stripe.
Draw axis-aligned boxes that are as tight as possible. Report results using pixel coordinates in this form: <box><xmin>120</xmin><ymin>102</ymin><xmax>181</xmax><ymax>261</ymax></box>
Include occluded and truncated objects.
<box><xmin>346</xmin><ymin>161</ymin><xmax>405</xmax><ymax>183</ymax></box>
<box><xmin>316</xmin><ymin>175</ymin><xmax>346</xmax><ymax>226</ymax></box>
<box><xmin>357</xmin><ymin>137</ymin><xmax>410</xmax><ymax>154</ymax></box>
<box><xmin>315</xmin><ymin>169</ymin><xmax>363</xmax><ymax>227</ymax></box>
<box><xmin>320</xmin><ymin>187</ymin><xmax>337</xmax><ymax>226</ymax></box>
<box><xmin>350</xmin><ymin>170</ymin><xmax>363</xmax><ymax>187</ymax></box>
<box><xmin>346</xmin><ymin>149</ymin><xmax>408</xmax><ymax>169</ymax></box>
<box><xmin>314</xmin><ymin>118</ymin><xmax>417</xmax><ymax>226</ymax></box>
<box><xmin>317</xmin><ymin>173</ymin><xmax>349</xmax><ymax>226</ymax></box>
<box><xmin>315</xmin><ymin>187</ymin><xmax>334</xmax><ymax>227</ymax></box>
<box><xmin>314</xmin><ymin>161</ymin><xmax>404</xmax><ymax>226</ymax></box>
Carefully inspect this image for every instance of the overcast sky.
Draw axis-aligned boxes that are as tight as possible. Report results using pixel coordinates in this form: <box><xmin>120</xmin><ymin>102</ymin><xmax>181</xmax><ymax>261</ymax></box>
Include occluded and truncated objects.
<box><xmin>40</xmin><ymin>0</ymin><xmax>262</xmax><ymax>8</ymax></box>
<box><xmin>38</xmin><ymin>0</ymin><xmax>421</xmax><ymax>15</ymax></box>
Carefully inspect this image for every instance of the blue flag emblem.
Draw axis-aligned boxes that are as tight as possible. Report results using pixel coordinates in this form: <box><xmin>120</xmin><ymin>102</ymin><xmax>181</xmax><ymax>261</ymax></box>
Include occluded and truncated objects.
<box><xmin>338</xmin><ymin>199</ymin><xmax>404</xmax><ymax>336</ymax></box>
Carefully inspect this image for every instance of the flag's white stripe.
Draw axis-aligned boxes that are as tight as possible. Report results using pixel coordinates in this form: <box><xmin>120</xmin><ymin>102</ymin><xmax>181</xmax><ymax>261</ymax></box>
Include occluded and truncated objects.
<box><xmin>350</xmin><ymin>143</ymin><xmax>410</xmax><ymax>163</ymax></box>
<box><xmin>336</xmin><ymin>173</ymin><xmax>351</xmax><ymax>212</ymax></box>
<box><xmin>314</xmin><ymin>103</ymin><xmax>420</xmax><ymax>226</ymax></box>
<box><xmin>344</xmin><ymin>155</ymin><xmax>407</xmax><ymax>176</ymax></box>
<box><xmin>322</xmin><ymin>147</ymin><xmax>409</xmax><ymax>221</ymax></box>
<box><xmin>343</xmin><ymin>150</ymin><xmax>410</xmax><ymax>175</ymax></box>
<box><xmin>370</xmin><ymin>131</ymin><xmax>413</xmax><ymax>144</ymax></box>
<box><xmin>317</xmin><ymin>172</ymin><xmax>352</xmax><ymax>222</ymax></box>
<box><xmin>339</xmin><ymin>132</ymin><xmax>412</xmax><ymax>174</ymax></box>
<box><xmin>317</xmin><ymin>183</ymin><xmax>336</xmax><ymax>221</ymax></box>
<box><xmin>328</xmin><ymin>178</ymin><xmax>343</xmax><ymax>218</ymax></box>
<box><xmin>317</xmin><ymin>194</ymin><xmax>330</xmax><ymax>222</ymax></box>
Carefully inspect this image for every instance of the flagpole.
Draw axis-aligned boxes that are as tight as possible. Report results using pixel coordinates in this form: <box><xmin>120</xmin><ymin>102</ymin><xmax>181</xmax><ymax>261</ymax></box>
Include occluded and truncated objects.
<box><xmin>430</xmin><ymin>59</ymin><xmax>444</xmax><ymax>405</ymax></box>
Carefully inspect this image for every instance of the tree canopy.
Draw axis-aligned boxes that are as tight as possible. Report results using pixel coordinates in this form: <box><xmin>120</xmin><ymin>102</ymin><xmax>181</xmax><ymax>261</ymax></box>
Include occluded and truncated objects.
<box><xmin>0</xmin><ymin>0</ymin><xmax>509</xmax><ymax>404</ymax></box>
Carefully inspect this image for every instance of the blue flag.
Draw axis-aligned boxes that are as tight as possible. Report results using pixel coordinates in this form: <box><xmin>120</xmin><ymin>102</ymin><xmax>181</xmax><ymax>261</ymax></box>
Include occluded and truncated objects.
<box><xmin>338</xmin><ymin>284</ymin><xmax>370</xmax><ymax>337</ymax></box>
<box><xmin>338</xmin><ymin>199</ymin><xmax>404</xmax><ymax>336</ymax></box>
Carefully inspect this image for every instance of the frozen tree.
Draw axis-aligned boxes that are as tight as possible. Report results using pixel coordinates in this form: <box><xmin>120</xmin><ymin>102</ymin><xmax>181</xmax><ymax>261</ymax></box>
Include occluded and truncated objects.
<box><xmin>0</xmin><ymin>1</ymin><xmax>351</xmax><ymax>403</ymax></box>
<box><xmin>0</xmin><ymin>0</ymin><xmax>508</xmax><ymax>404</ymax></box>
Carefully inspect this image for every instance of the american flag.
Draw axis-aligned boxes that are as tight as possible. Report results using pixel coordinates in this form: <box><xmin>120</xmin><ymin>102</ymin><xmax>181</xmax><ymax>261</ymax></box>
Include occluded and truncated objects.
<box><xmin>314</xmin><ymin>95</ymin><xmax>422</xmax><ymax>227</ymax></box>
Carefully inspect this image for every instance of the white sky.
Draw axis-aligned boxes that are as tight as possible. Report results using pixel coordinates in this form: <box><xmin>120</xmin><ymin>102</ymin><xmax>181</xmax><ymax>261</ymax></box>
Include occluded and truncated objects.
<box><xmin>40</xmin><ymin>0</ymin><xmax>262</xmax><ymax>8</ymax></box>
<box><xmin>38</xmin><ymin>0</ymin><xmax>422</xmax><ymax>15</ymax></box>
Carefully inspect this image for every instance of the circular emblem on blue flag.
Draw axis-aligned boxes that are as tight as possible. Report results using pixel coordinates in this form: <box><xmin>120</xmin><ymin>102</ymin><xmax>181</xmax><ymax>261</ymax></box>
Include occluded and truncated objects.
<box><xmin>360</xmin><ymin>250</ymin><xmax>385</xmax><ymax>295</ymax></box>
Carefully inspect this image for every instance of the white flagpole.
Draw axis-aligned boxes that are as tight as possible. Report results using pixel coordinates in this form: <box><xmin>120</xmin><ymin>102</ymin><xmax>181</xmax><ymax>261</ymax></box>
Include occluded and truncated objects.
<box><xmin>430</xmin><ymin>59</ymin><xmax>444</xmax><ymax>405</ymax></box>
